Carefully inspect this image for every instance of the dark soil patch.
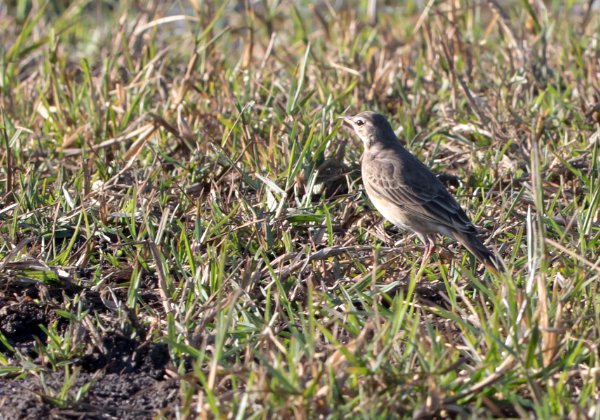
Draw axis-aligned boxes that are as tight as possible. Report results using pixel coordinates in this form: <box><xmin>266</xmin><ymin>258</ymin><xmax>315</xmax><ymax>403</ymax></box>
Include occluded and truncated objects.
<box><xmin>0</xmin><ymin>371</ymin><xmax>179</xmax><ymax>419</ymax></box>
<box><xmin>0</xmin><ymin>334</ymin><xmax>178</xmax><ymax>419</ymax></box>
<box><xmin>0</xmin><ymin>280</ymin><xmax>180</xmax><ymax>418</ymax></box>
<box><xmin>0</xmin><ymin>300</ymin><xmax>52</xmax><ymax>355</ymax></box>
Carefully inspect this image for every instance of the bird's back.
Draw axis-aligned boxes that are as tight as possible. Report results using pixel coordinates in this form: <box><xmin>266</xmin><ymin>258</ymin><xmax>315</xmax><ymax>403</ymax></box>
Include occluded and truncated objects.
<box><xmin>362</xmin><ymin>139</ymin><xmax>477</xmax><ymax>237</ymax></box>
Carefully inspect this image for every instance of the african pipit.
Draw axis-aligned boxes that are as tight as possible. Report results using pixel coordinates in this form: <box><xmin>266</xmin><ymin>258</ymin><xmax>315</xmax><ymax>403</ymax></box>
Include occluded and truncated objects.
<box><xmin>341</xmin><ymin>111</ymin><xmax>503</xmax><ymax>273</ymax></box>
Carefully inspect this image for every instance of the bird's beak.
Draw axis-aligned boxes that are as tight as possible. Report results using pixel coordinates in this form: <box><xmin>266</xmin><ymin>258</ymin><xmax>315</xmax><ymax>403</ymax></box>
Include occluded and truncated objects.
<box><xmin>338</xmin><ymin>116</ymin><xmax>352</xmax><ymax>125</ymax></box>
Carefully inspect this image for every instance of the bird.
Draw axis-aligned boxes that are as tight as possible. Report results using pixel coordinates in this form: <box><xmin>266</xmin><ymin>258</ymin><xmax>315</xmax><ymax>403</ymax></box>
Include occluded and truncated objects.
<box><xmin>340</xmin><ymin>111</ymin><xmax>504</xmax><ymax>273</ymax></box>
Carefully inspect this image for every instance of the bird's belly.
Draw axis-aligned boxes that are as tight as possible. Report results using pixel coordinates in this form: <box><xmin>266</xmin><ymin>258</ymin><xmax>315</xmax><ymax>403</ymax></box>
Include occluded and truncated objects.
<box><xmin>368</xmin><ymin>194</ymin><xmax>412</xmax><ymax>231</ymax></box>
<box><xmin>367</xmin><ymin>192</ymin><xmax>455</xmax><ymax>240</ymax></box>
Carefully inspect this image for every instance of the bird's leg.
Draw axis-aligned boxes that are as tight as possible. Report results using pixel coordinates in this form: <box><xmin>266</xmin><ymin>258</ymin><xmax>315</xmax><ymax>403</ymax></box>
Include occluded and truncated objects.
<box><xmin>426</xmin><ymin>240</ymin><xmax>436</xmax><ymax>261</ymax></box>
<box><xmin>418</xmin><ymin>238</ymin><xmax>435</xmax><ymax>273</ymax></box>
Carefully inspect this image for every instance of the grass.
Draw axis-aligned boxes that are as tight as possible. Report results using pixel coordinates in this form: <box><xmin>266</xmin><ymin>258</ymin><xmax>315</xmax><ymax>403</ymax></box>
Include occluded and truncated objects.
<box><xmin>1</xmin><ymin>0</ymin><xmax>599</xmax><ymax>417</ymax></box>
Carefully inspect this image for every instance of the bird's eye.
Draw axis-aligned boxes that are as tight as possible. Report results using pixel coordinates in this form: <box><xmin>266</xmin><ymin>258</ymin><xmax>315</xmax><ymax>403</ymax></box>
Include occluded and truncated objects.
<box><xmin>356</xmin><ymin>119</ymin><xmax>365</xmax><ymax>126</ymax></box>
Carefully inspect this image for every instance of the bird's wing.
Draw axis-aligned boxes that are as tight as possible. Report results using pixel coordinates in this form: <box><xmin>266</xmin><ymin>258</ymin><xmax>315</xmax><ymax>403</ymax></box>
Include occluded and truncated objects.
<box><xmin>364</xmin><ymin>154</ymin><xmax>476</xmax><ymax>235</ymax></box>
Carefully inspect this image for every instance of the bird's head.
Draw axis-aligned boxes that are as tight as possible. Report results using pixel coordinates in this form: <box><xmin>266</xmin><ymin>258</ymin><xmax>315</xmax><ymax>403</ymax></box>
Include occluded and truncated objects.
<box><xmin>339</xmin><ymin>111</ymin><xmax>397</xmax><ymax>148</ymax></box>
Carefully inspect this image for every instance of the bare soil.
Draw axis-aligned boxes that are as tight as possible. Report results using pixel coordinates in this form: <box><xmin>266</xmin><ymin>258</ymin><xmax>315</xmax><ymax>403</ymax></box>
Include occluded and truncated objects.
<box><xmin>0</xmin><ymin>279</ymin><xmax>179</xmax><ymax>419</ymax></box>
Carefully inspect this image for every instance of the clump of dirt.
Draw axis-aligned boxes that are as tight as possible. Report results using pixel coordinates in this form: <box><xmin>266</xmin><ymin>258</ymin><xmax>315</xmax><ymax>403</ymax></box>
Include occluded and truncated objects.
<box><xmin>80</xmin><ymin>335</ymin><xmax>171</xmax><ymax>378</ymax></box>
<box><xmin>0</xmin><ymin>300</ymin><xmax>52</xmax><ymax>355</ymax></box>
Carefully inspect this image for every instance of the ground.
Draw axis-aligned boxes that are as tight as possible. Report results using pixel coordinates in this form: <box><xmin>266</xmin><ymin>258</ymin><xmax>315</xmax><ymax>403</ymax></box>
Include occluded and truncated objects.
<box><xmin>0</xmin><ymin>0</ymin><xmax>599</xmax><ymax>418</ymax></box>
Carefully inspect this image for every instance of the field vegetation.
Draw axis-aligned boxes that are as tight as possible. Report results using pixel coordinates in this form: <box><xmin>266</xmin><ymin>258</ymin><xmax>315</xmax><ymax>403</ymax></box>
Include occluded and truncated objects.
<box><xmin>0</xmin><ymin>0</ymin><xmax>599</xmax><ymax>417</ymax></box>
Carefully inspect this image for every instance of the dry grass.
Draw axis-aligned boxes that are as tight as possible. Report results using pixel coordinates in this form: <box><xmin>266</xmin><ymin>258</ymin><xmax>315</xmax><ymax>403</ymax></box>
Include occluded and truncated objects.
<box><xmin>0</xmin><ymin>0</ymin><xmax>599</xmax><ymax>418</ymax></box>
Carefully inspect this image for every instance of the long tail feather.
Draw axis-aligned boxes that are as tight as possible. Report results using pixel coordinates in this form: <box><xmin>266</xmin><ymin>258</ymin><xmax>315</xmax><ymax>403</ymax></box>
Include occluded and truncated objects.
<box><xmin>454</xmin><ymin>231</ymin><xmax>505</xmax><ymax>274</ymax></box>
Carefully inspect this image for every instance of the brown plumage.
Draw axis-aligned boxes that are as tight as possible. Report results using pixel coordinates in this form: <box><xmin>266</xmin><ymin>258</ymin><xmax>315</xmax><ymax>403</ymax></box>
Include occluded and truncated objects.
<box><xmin>341</xmin><ymin>111</ymin><xmax>504</xmax><ymax>273</ymax></box>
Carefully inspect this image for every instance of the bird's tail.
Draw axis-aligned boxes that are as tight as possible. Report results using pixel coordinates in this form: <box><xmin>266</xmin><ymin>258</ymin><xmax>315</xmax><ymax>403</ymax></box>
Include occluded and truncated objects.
<box><xmin>454</xmin><ymin>231</ymin><xmax>505</xmax><ymax>274</ymax></box>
